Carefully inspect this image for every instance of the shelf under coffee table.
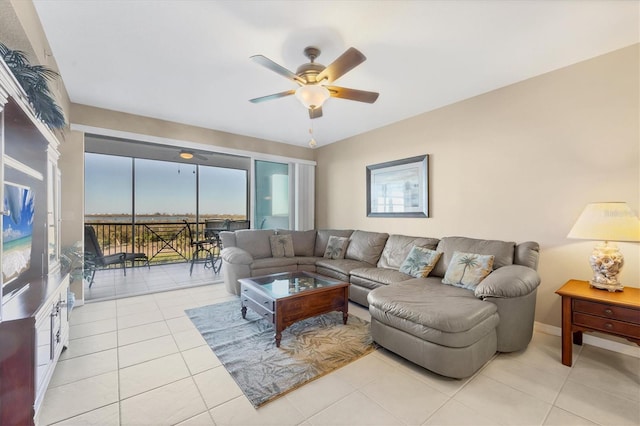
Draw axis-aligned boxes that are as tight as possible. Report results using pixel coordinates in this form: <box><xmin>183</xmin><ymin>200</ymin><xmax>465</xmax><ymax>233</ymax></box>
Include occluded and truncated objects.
<box><xmin>239</xmin><ymin>271</ymin><xmax>349</xmax><ymax>347</ymax></box>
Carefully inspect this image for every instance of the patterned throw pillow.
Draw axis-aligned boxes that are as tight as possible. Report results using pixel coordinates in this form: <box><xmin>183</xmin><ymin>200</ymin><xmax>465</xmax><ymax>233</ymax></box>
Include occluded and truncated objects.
<box><xmin>442</xmin><ymin>251</ymin><xmax>495</xmax><ymax>290</ymax></box>
<box><xmin>269</xmin><ymin>234</ymin><xmax>295</xmax><ymax>258</ymax></box>
<box><xmin>323</xmin><ymin>236</ymin><xmax>349</xmax><ymax>259</ymax></box>
<box><xmin>399</xmin><ymin>246</ymin><xmax>442</xmax><ymax>278</ymax></box>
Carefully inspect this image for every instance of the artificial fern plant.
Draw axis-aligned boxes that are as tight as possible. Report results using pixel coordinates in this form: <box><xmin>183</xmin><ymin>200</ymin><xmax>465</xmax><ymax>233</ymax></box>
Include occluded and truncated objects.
<box><xmin>0</xmin><ymin>42</ymin><xmax>65</xmax><ymax>129</ymax></box>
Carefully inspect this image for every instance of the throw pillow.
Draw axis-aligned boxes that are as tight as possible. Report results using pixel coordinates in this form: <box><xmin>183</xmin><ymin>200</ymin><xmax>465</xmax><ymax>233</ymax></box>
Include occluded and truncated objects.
<box><xmin>323</xmin><ymin>236</ymin><xmax>349</xmax><ymax>259</ymax></box>
<box><xmin>399</xmin><ymin>246</ymin><xmax>442</xmax><ymax>278</ymax></box>
<box><xmin>269</xmin><ymin>234</ymin><xmax>295</xmax><ymax>258</ymax></box>
<box><xmin>442</xmin><ymin>251</ymin><xmax>495</xmax><ymax>290</ymax></box>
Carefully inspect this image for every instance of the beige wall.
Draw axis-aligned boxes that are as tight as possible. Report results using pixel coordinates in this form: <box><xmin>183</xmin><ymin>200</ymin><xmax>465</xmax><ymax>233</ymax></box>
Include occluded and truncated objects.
<box><xmin>316</xmin><ymin>44</ymin><xmax>640</xmax><ymax>330</ymax></box>
<box><xmin>58</xmin><ymin>130</ymin><xmax>85</xmax><ymax>302</ymax></box>
<box><xmin>71</xmin><ymin>104</ymin><xmax>315</xmax><ymax>162</ymax></box>
<box><xmin>58</xmin><ymin>130</ymin><xmax>84</xmax><ymax>248</ymax></box>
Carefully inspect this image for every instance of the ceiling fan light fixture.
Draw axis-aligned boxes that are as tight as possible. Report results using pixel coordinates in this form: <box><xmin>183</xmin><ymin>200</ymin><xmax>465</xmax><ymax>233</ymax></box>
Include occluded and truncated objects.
<box><xmin>179</xmin><ymin>150</ymin><xmax>194</xmax><ymax>160</ymax></box>
<box><xmin>295</xmin><ymin>85</ymin><xmax>330</xmax><ymax>110</ymax></box>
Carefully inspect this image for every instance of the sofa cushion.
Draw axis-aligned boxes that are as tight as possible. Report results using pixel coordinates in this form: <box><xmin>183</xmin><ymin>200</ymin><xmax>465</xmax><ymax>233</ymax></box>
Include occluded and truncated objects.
<box><xmin>345</xmin><ymin>230</ymin><xmax>389</xmax><ymax>265</ymax></box>
<box><xmin>219</xmin><ymin>231</ymin><xmax>236</xmax><ymax>248</ymax></box>
<box><xmin>474</xmin><ymin>264</ymin><xmax>540</xmax><ymax>298</ymax></box>
<box><xmin>294</xmin><ymin>256</ymin><xmax>322</xmax><ymax>266</ymax></box>
<box><xmin>276</xmin><ymin>229</ymin><xmax>317</xmax><ymax>257</ymax></box>
<box><xmin>442</xmin><ymin>251</ymin><xmax>494</xmax><ymax>290</ymax></box>
<box><xmin>399</xmin><ymin>247</ymin><xmax>442</xmax><ymax>278</ymax></box>
<box><xmin>315</xmin><ymin>258</ymin><xmax>370</xmax><ymax>277</ymax></box>
<box><xmin>378</xmin><ymin>235</ymin><xmax>440</xmax><ymax>269</ymax></box>
<box><xmin>235</xmin><ymin>229</ymin><xmax>275</xmax><ymax>259</ymax></box>
<box><xmin>514</xmin><ymin>241</ymin><xmax>540</xmax><ymax>270</ymax></box>
<box><xmin>324</xmin><ymin>236</ymin><xmax>349</xmax><ymax>259</ymax></box>
<box><xmin>367</xmin><ymin>279</ymin><xmax>499</xmax><ymax>348</ymax></box>
<box><xmin>350</xmin><ymin>267</ymin><xmax>412</xmax><ymax>290</ymax></box>
<box><xmin>314</xmin><ymin>229</ymin><xmax>354</xmax><ymax>257</ymax></box>
<box><xmin>432</xmin><ymin>236</ymin><xmax>515</xmax><ymax>277</ymax></box>
<box><xmin>269</xmin><ymin>234</ymin><xmax>294</xmax><ymax>258</ymax></box>
<box><xmin>250</xmin><ymin>257</ymin><xmax>298</xmax><ymax>271</ymax></box>
<box><xmin>269</xmin><ymin>235</ymin><xmax>294</xmax><ymax>257</ymax></box>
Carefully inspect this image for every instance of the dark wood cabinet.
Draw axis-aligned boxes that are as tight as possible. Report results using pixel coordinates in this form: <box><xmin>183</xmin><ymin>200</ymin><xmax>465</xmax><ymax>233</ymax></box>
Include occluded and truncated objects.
<box><xmin>0</xmin><ymin>56</ymin><xmax>69</xmax><ymax>425</ymax></box>
<box><xmin>0</xmin><ymin>274</ymin><xmax>70</xmax><ymax>425</ymax></box>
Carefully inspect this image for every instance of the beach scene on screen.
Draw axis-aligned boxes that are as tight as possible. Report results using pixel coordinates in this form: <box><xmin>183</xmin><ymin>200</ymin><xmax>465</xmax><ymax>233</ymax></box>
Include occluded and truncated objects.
<box><xmin>3</xmin><ymin>182</ymin><xmax>35</xmax><ymax>284</ymax></box>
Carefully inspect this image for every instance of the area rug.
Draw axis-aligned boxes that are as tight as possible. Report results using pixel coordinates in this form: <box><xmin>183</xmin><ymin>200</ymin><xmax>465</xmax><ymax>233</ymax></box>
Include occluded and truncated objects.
<box><xmin>185</xmin><ymin>299</ymin><xmax>377</xmax><ymax>407</ymax></box>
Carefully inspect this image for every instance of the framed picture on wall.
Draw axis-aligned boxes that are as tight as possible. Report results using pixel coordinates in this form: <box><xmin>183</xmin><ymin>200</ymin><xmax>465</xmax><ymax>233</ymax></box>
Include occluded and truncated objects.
<box><xmin>366</xmin><ymin>155</ymin><xmax>428</xmax><ymax>217</ymax></box>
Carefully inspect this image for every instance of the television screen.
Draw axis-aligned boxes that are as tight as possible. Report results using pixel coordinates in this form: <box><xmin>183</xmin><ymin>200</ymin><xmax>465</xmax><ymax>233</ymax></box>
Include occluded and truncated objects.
<box><xmin>2</xmin><ymin>182</ymin><xmax>35</xmax><ymax>285</ymax></box>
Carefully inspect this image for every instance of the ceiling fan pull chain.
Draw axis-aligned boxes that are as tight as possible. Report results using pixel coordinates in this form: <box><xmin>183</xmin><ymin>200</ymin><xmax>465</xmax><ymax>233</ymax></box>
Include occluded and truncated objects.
<box><xmin>308</xmin><ymin>120</ymin><xmax>317</xmax><ymax>148</ymax></box>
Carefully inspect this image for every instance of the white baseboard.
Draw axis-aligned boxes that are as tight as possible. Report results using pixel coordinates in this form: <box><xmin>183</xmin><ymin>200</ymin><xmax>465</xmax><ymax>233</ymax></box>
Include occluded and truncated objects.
<box><xmin>534</xmin><ymin>321</ymin><xmax>640</xmax><ymax>359</ymax></box>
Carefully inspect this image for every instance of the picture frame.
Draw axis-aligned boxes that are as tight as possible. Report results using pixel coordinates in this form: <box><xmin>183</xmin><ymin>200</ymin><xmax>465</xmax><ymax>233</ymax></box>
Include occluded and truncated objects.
<box><xmin>366</xmin><ymin>155</ymin><xmax>428</xmax><ymax>218</ymax></box>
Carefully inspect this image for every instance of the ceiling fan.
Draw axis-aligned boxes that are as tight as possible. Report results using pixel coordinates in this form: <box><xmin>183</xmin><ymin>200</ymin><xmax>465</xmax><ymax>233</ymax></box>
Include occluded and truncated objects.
<box><xmin>249</xmin><ymin>46</ymin><xmax>379</xmax><ymax>119</ymax></box>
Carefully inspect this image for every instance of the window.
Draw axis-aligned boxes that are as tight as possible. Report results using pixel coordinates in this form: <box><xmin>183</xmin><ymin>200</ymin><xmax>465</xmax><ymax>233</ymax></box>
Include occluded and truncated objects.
<box><xmin>134</xmin><ymin>159</ymin><xmax>196</xmax><ymax>222</ymax></box>
<box><xmin>199</xmin><ymin>166</ymin><xmax>248</xmax><ymax>221</ymax></box>
<box><xmin>85</xmin><ymin>153</ymin><xmax>133</xmax><ymax>223</ymax></box>
<box><xmin>84</xmin><ymin>153</ymin><xmax>249</xmax><ymax>264</ymax></box>
<box><xmin>255</xmin><ymin>160</ymin><xmax>290</xmax><ymax>230</ymax></box>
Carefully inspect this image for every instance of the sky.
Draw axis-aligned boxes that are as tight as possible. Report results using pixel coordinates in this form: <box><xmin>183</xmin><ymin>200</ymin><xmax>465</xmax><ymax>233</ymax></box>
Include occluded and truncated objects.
<box><xmin>84</xmin><ymin>153</ymin><xmax>247</xmax><ymax>216</ymax></box>
<box><xmin>2</xmin><ymin>182</ymin><xmax>35</xmax><ymax>242</ymax></box>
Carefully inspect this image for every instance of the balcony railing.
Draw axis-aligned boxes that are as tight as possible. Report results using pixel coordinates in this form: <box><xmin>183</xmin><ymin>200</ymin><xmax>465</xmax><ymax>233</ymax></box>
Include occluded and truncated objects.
<box><xmin>86</xmin><ymin>221</ymin><xmax>208</xmax><ymax>267</ymax></box>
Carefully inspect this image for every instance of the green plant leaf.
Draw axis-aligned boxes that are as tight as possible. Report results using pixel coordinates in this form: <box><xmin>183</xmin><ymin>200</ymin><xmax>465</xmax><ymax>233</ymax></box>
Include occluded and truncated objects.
<box><xmin>0</xmin><ymin>42</ymin><xmax>66</xmax><ymax>129</ymax></box>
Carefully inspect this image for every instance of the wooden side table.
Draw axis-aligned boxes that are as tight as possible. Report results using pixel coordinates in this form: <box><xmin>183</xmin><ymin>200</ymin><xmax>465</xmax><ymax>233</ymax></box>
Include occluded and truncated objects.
<box><xmin>555</xmin><ymin>280</ymin><xmax>640</xmax><ymax>366</ymax></box>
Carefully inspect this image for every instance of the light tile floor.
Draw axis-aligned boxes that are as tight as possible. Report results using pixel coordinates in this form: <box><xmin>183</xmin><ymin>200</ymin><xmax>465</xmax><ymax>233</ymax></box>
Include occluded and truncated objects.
<box><xmin>84</xmin><ymin>262</ymin><xmax>223</xmax><ymax>302</ymax></box>
<box><xmin>39</xmin><ymin>284</ymin><xmax>640</xmax><ymax>426</ymax></box>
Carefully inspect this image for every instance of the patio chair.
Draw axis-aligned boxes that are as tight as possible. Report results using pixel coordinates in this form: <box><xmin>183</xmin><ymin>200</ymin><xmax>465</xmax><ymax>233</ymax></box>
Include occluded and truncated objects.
<box><xmin>184</xmin><ymin>220</ymin><xmax>221</xmax><ymax>275</ymax></box>
<box><xmin>228</xmin><ymin>220</ymin><xmax>250</xmax><ymax>231</ymax></box>
<box><xmin>204</xmin><ymin>218</ymin><xmax>229</xmax><ymax>240</ymax></box>
<box><xmin>84</xmin><ymin>225</ymin><xmax>149</xmax><ymax>288</ymax></box>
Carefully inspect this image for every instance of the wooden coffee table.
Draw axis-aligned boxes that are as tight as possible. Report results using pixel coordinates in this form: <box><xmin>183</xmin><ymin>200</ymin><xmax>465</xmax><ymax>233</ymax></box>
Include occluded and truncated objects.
<box><xmin>239</xmin><ymin>271</ymin><xmax>349</xmax><ymax>347</ymax></box>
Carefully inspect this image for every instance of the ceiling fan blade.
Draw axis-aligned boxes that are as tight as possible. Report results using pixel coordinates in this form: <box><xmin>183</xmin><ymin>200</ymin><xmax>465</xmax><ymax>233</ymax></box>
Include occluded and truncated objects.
<box><xmin>309</xmin><ymin>106</ymin><xmax>323</xmax><ymax>119</ymax></box>
<box><xmin>316</xmin><ymin>47</ymin><xmax>366</xmax><ymax>83</ymax></box>
<box><xmin>250</xmin><ymin>55</ymin><xmax>306</xmax><ymax>84</ymax></box>
<box><xmin>326</xmin><ymin>86</ymin><xmax>379</xmax><ymax>103</ymax></box>
<box><xmin>249</xmin><ymin>89</ymin><xmax>296</xmax><ymax>103</ymax></box>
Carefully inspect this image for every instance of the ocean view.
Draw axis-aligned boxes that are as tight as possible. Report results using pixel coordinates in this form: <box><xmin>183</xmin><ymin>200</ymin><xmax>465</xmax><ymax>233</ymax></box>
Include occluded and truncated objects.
<box><xmin>2</xmin><ymin>235</ymin><xmax>32</xmax><ymax>283</ymax></box>
<box><xmin>85</xmin><ymin>214</ymin><xmax>247</xmax><ymax>223</ymax></box>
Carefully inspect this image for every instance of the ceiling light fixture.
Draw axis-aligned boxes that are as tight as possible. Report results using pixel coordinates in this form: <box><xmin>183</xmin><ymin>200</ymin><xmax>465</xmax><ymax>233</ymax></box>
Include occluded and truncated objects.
<box><xmin>295</xmin><ymin>85</ymin><xmax>330</xmax><ymax>110</ymax></box>
<box><xmin>179</xmin><ymin>150</ymin><xmax>194</xmax><ymax>160</ymax></box>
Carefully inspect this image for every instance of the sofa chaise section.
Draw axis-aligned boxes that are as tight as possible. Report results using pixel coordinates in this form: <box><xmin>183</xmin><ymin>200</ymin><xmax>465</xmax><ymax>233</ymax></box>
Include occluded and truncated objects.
<box><xmin>367</xmin><ymin>236</ymin><xmax>540</xmax><ymax>378</ymax></box>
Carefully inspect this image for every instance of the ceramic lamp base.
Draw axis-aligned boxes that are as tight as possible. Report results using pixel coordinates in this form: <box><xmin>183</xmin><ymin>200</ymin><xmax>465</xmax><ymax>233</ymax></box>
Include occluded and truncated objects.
<box><xmin>588</xmin><ymin>242</ymin><xmax>624</xmax><ymax>292</ymax></box>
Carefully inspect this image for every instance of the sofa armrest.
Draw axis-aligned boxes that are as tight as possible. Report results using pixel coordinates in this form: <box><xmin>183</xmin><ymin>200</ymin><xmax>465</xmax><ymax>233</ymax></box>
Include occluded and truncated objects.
<box><xmin>221</xmin><ymin>247</ymin><xmax>254</xmax><ymax>265</ymax></box>
<box><xmin>474</xmin><ymin>265</ymin><xmax>540</xmax><ymax>299</ymax></box>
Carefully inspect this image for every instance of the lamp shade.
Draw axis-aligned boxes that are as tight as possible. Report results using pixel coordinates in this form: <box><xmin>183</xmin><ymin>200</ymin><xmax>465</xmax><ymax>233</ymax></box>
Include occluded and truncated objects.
<box><xmin>567</xmin><ymin>202</ymin><xmax>640</xmax><ymax>242</ymax></box>
<box><xmin>295</xmin><ymin>85</ymin><xmax>330</xmax><ymax>110</ymax></box>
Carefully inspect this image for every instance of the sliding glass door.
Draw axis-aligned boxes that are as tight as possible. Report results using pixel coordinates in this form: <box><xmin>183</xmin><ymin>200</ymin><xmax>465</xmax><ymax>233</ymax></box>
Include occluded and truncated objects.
<box><xmin>85</xmin><ymin>153</ymin><xmax>249</xmax><ymax>264</ymax></box>
<box><xmin>254</xmin><ymin>160</ymin><xmax>290</xmax><ymax>230</ymax></box>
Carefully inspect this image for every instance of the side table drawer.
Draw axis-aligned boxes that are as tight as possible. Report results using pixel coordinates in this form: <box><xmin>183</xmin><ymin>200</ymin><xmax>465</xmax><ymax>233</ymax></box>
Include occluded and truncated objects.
<box><xmin>241</xmin><ymin>285</ymin><xmax>275</xmax><ymax>311</ymax></box>
<box><xmin>573</xmin><ymin>312</ymin><xmax>640</xmax><ymax>339</ymax></box>
<box><xmin>574</xmin><ymin>300</ymin><xmax>640</xmax><ymax>323</ymax></box>
<box><xmin>241</xmin><ymin>296</ymin><xmax>275</xmax><ymax>323</ymax></box>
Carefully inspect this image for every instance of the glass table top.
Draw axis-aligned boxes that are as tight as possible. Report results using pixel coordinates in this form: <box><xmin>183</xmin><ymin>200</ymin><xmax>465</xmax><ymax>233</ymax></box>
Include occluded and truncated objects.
<box><xmin>245</xmin><ymin>271</ymin><xmax>345</xmax><ymax>299</ymax></box>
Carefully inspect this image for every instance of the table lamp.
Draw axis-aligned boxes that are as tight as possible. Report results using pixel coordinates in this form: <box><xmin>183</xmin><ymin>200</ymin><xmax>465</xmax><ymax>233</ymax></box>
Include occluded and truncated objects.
<box><xmin>567</xmin><ymin>202</ymin><xmax>640</xmax><ymax>292</ymax></box>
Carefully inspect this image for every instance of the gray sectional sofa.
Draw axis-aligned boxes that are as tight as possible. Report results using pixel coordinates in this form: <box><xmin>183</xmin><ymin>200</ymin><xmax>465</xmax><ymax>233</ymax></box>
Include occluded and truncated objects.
<box><xmin>219</xmin><ymin>229</ymin><xmax>540</xmax><ymax>378</ymax></box>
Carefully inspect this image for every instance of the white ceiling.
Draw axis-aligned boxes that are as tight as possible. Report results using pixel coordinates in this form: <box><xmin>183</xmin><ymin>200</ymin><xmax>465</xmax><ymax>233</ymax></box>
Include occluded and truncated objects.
<box><xmin>32</xmin><ymin>1</ymin><xmax>639</xmax><ymax>148</ymax></box>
